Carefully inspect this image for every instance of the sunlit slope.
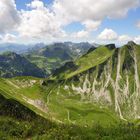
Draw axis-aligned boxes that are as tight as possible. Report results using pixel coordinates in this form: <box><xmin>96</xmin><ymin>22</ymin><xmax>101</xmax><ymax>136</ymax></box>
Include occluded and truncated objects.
<box><xmin>0</xmin><ymin>52</ymin><xmax>46</xmax><ymax>78</ymax></box>
<box><xmin>52</xmin><ymin>45</ymin><xmax>115</xmax><ymax>79</ymax></box>
<box><xmin>1</xmin><ymin>43</ymin><xmax>140</xmax><ymax>139</ymax></box>
<box><xmin>1</xmin><ymin>92</ymin><xmax>139</xmax><ymax>140</ymax></box>
<box><xmin>47</xmin><ymin>42</ymin><xmax>140</xmax><ymax>121</ymax></box>
<box><xmin>0</xmin><ymin>77</ymin><xmax>49</xmax><ymax>119</ymax></box>
<box><xmin>1</xmin><ymin>42</ymin><xmax>140</xmax><ymax>127</ymax></box>
<box><xmin>0</xmin><ymin>77</ymin><xmax>119</xmax><ymax>126</ymax></box>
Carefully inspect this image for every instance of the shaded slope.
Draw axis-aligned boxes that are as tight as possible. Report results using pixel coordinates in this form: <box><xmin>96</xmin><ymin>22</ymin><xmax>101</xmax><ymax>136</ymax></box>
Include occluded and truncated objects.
<box><xmin>0</xmin><ymin>52</ymin><xmax>46</xmax><ymax>78</ymax></box>
<box><xmin>0</xmin><ymin>94</ymin><xmax>36</xmax><ymax>120</ymax></box>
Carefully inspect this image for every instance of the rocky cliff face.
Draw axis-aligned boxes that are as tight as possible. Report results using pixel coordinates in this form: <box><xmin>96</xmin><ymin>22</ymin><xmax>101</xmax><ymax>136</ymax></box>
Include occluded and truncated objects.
<box><xmin>46</xmin><ymin>42</ymin><xmax>140</xmax><ymax>120</ymax></box>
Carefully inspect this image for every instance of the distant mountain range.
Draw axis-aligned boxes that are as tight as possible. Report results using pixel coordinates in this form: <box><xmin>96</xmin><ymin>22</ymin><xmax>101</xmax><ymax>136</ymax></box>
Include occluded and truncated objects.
<box><xmin>0</xmin><ymin>43</ymin><xmax>45</xmax><ymax>54</ymax></box>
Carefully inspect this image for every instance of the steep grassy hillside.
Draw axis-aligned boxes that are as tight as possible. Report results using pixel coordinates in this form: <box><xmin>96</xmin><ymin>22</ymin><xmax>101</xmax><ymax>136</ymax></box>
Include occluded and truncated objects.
<box><xmin>45</xmin><ymin>42</ymin><xmax>140</xmax><ymax>121</ymax></box>
<box><xmin>52</xmin><ymin>45</ymin><xmax>114</xmax><ymax>79</ymax></box>
<box><xmin>0</xmin><ymin>77</ymin><xmax>140</xmax><ymax>139</ymax></box>
<box><xmin>1</xmin><ymin>93</ymin><xmax>140</xmax><ymax>140</ymax></box>
<box><xmin>1</xmin><ymin>77</ymin><xmax>140</xmax><ymax>139</ymax></box>
<box><xmin>0</xmin><ymin>77</ymin><xmax>118</xmax><ymax>126</ymax></box>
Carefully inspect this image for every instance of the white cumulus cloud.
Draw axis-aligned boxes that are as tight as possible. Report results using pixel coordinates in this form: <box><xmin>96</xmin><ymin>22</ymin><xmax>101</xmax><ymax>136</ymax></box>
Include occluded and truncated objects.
<box><xmin>134</xmin><ymin>36</ymin><xmax>140</xmax><ymax>44</ymax></box>
<box><xmin>82</xmin><ymin>20</ymin><xmax>101</xmax><ymax>31</ymax></box>
<box><xmin>98</xmin><ymin>28</ymin><xmax>118</xmax><ymax>40</ymax></box>
<box><xmin>72</xmin><ymin>30</ymin><xmax>89</xmax><ymax>38</ymax></box>
<box><xmin>118</xmin><ymin>35</ymin><xmax>133</xmax><ymax>42</ymax></box>
<box><xmin>53</xmin><ymin>0</ymin><xmax>139</xmax><ymax>24</ymax></box>
<box><xmin>2</xmin><ymin>33</ymin><xmax>16</xmax><ymax>42</ymax></box>
<box><xmin>0</xmin><ymin>0</ymin><xmax>140</xmax><ymax>43</ymax></box>
<box><xmin>0</xmin><ymin>0</ymin><xmax>20</xmax><ymax>33</ymax></box>
<box><xmin>26</xmin><ymin>0</ymin><xmax>44</xmax><ymax>9</ymax></box>
<box><xmin>18</xmin><ymin>0</ymin><xmax>66</xmax><ymax>40</ymax></box>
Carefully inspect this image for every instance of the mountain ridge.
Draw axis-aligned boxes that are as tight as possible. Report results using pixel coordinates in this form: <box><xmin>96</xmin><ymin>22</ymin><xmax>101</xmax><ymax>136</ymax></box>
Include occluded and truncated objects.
<box><xmin>44</xmin><ymin>41</ymin><xmax>140</xmax><ymax>121</ymax></box>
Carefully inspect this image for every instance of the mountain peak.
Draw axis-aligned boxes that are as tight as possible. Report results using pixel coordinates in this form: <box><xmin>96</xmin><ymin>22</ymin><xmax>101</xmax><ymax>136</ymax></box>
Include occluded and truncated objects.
<box><xmin>127</xmin><ymin>41</ymin><xmax>136</xmax><ymax>46</ymax></box>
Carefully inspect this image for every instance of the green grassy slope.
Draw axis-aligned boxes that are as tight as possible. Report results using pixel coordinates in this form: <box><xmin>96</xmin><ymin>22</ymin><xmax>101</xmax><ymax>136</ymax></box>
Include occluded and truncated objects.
<box><xmin>52</xmin><ymin>46</ymin><xmax>114</xmax><ymax>80</ymax></box>
<box><xmin>1</xmin><ymin>43</ymin><xmax>140</xmax><ymax>124</ymax></box>
<box><xmin>0</xmin><ymin>77</ymin><xmax>49</xmax><ymax>119</ymax></box>
<box><xmin>47</xmin><ymin>42</ymin><xmax>140</xmax><ymax>121</ymax></box>
<box><xmin>1</xmin><ymin>93</ymin><xmax>140</xmax><ymax>140</ymax></box>
<box><xmin>1</xmin><ymin>78</ymin><xmax>140</xmax><ymax>139</ymax></box>
<box><xmin>0</xmin><ymin>77</ymin><xmax>118</xmax><ymax>126</ymax></box>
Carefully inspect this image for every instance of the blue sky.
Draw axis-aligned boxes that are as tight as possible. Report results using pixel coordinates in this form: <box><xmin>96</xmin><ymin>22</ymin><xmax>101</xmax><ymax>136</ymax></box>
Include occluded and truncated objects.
<box><xmin>15</xmin><ymin>0</ymin><xmax>52</xmax><ymax>10</ymax></box>
<box><xmin>0</xmin><ymin>0</ymin><xmax>140</xmax><ymax>44</ymax></box>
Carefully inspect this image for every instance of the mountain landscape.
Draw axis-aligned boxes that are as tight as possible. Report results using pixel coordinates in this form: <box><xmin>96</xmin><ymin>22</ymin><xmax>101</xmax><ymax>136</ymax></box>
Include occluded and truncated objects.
<box><xmin>50</xmin><ymin>41</ymin><xmax>140</xmax><ymax>121</ymax></box>
<box><xmin>1</xmin><ymin>0</ymin><xmax>140</xmax><ymax>139</ymax></box>
<box><xmin>0</xmin><ymin>42</ymin><xmax>94</xmax><ymax>77</ymax></box>
<box><xmin>25</xmin><ymin>42</ymin><xmax>94</xmax><ymax>75</ymax></box>
<box><xmin>0</xmin><ymin>41</ymin><xmax>140</xmax><ymax>139</ymax></box>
